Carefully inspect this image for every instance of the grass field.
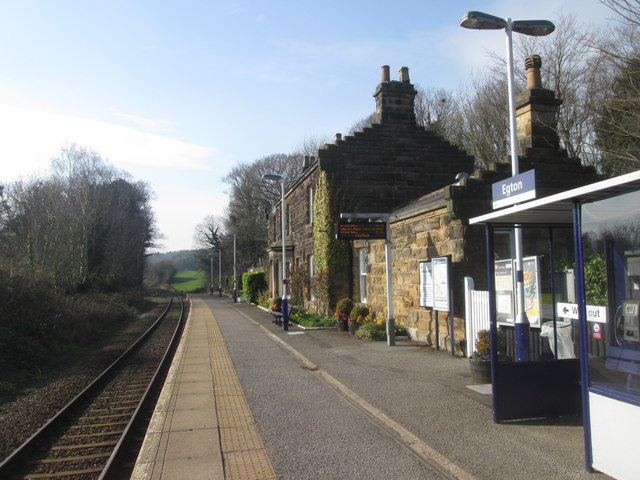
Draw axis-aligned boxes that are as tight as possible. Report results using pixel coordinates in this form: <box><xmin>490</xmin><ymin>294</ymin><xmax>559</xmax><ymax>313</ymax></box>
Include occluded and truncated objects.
<box><xmin>171</xmin><ymin>270</ymin><xmax>207</xmax><ymax>292</ymax></box>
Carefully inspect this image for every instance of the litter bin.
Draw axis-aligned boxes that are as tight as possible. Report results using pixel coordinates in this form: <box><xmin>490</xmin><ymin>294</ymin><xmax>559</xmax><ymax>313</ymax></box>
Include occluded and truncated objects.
<box><xmin>540</xmin><ymin>320</ymin><xmax>575</xmax><ymax>359</ymax></box>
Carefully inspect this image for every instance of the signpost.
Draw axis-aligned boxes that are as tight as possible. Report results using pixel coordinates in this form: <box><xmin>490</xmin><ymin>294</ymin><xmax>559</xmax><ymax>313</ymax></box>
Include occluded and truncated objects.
<box><xmin>339</xmin><ymin>214</ymin><xmax>395</xmax><ymax>346</ymax></box>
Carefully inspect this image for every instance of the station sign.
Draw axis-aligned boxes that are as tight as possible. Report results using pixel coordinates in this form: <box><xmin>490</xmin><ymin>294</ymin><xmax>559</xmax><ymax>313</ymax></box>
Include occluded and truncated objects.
<box><xmin>492</xmin><ymin>169</ymin><xmax>536</xmax><ymax>209</ymax></box>
<box><xmin>335</xmin><ymin>221</ymin><xmax>387</xmax><ymax>240</ymax></box>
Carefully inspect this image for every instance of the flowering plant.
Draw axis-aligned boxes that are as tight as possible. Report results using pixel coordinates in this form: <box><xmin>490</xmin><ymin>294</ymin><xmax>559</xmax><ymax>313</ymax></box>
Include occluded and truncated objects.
<box><xmin>270</xmin><ymin>298</ymin><xmax>282</xmax><ymax>312</ymax></box>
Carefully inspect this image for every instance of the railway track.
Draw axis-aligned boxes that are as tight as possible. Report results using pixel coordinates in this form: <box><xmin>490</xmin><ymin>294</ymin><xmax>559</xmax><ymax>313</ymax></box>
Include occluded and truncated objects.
<box><xmin>0</xmin><ymin>296</ymin><xmax>186</xmax><ymax>480</ymax></box>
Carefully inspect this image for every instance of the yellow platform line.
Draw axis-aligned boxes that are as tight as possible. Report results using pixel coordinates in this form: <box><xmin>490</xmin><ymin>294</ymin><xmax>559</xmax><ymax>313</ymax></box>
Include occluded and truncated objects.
<box><xmin>131</xmin><ymin>298</ymin><xmax>276</xmax><ymax>480</ymax></box>
<box><xmin>204</xmin><ymin>302</ymin><xmax>277</xmax><ymax>480</ymax></box>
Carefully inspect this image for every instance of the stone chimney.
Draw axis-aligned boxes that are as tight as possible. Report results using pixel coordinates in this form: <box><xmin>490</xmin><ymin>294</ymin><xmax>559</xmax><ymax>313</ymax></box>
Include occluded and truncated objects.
<box><xmin>373</xmin><ymin>65</ymin><xmax>417</xmax><ymax>126</ymax></box>
<box><xmin>515</xmin><ymin>54</ymin><xmax>563</xmax><ymax>154</ymax></box>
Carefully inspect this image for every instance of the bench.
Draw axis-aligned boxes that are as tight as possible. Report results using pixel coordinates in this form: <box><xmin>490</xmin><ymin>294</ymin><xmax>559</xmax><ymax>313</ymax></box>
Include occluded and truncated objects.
<box><xmin>606</xmin><ymin>345</ymin><xmax>640</xmax><ymax>388</ymax></box>
<box><xmin>269</xmin><ymin>303</ymin><xmax>293</xmax><ymax>326</ymax></box>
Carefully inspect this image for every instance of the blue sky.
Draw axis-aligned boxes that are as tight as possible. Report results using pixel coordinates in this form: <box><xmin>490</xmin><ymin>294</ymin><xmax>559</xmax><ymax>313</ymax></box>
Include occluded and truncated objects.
<box><xmin>0</xmin><ymin>0</ymin><xmax>614</xmax><ymax>252</ymax></box>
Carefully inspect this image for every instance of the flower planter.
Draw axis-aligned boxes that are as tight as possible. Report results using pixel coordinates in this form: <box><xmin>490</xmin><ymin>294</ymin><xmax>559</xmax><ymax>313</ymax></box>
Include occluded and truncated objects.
<box><xmin>348</xmin><ymin>321</ymin><xmax>361</xmax><ymax>336</ymax></box>
<box><xmin>469</xmin><ymin>358</ymin><xmax>492</xmax><ymax>384</ymax></box>
<box><xmin>337</xmin><ymin>318</ymin><xmax>349</xmax><ymax>331</ymax></box>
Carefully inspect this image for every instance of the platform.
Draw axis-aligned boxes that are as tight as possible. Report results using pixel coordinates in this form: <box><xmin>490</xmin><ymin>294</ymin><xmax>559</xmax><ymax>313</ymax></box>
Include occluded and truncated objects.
<box><xmin>131</xmin><ymin>297</ymin><xmax>276</xmax><ymax>480</ymax></box>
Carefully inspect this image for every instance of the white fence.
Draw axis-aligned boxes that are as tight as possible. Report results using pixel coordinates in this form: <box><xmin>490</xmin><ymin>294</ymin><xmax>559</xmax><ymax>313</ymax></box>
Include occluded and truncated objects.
<box><xmin>464</xmin><ymin>277</ymin><xmax>490</xmax><ymax>358</ymax></box>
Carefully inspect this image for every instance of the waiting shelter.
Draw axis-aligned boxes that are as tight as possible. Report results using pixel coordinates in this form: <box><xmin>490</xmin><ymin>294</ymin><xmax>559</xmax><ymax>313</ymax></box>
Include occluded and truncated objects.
<box><xmin>470</xmin><ymin>170</ymin><xmax>640</xmax><ymax>479</ymax></box>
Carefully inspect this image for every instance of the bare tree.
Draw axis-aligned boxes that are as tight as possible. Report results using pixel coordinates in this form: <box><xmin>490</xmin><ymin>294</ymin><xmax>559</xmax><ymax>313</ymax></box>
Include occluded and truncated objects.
<box><xmin>347</xmin><ymin>112</ymin><xmax>376</xmax><ymax>134</ymax></box>
<box><xmin>193</xmin><ymin>215</ymin><xmax>225</xmax><ymax>251</ymax></box>
<box><xmin>415</xmin><ymin>85</ymin><xmax>464</xmax><ymax>145</ymax></box>
<box><xmin>456</xmin><ymin>75</ymin><xmax>510</xmax><ymax>168</ymax></box>
<box><xmin>591</xmin><ymin>1</ymin><xmax>640</xmax><ymax>174</ymax></box>
<box><xmin>0</xmin><ymin>145</ymin><xmax>157</xmax><ymax>291</ymax></box>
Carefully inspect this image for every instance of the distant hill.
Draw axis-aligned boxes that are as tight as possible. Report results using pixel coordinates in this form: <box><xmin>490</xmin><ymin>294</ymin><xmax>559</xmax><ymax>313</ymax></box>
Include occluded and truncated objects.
<box><xmin>146</xmin><ymin>250</ymin><xmax>200</xmax><ymax>270</ymax></box>
<box><xmin>145</xmin><ymin>250</ymin><xmax>202</xmax><ymax>287</ymax></box>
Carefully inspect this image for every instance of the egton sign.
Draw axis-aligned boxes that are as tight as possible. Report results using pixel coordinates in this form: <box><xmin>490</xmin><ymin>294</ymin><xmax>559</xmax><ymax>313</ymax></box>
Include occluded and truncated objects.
<box><xmin>492</xmin><ymin>169</ymin><xmax>536</xmax><ymax>209</ymax></box>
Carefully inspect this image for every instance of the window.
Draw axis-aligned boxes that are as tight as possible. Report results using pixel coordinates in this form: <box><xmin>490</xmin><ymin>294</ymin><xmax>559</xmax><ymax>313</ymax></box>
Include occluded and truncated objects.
<box><xmin>308</xmin><ymin>254</ymin><xmax>315</xmax><ymax>301</ymax></box>
<box><xmin>287</xmin><ymin>204</ymin><xmax>292</xmax><ymax>236</ymax></box>
<box><xmin>308</xmin><ymin>186</ymin><xmax>314</xmax><ymax>225</ymax></box>
<box><xmin>272</xmin><ymin>215</ymin><xmax>277</xmax><ymax>243</ymax></box>
<box><xmin>359</xmin><ymin>248</ymin><xmax>368</xmax><ymax>303</ymax></box>
<box><xmin>581</xmin><ymin>189</ymin><xmax>640</xmax><ymax>398</ymax></box>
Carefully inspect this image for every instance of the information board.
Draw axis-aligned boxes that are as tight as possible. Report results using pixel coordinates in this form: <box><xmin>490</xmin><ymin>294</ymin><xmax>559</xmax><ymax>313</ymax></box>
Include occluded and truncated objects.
<box><xmin>432</xmin><ymin>256</ymin><xmax>450</xmax><ymax>312</ymax></box>
<box><xmin>335</xmin><ymin>222</ymin><xmax>387</xmax><ymax>240</ymax></box>
<box><xmin>419</xmin><ymin>261</ymin><xmax>433</xmax><ymax>307</ymax></box>
<box><xmin>495</xmin><ymin>256</ymin><xmax>542</xmax><ymax>327</ymax></box>
<box><xmin>495</xmin><ymin>259</ymin><xmax>514</xmax><ymax>324</ymax></box>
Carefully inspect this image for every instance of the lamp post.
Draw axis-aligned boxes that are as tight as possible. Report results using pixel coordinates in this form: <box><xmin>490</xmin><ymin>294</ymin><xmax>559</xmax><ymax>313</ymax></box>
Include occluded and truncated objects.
<box><xmin>233</xmin><ymin>234</ymin><xmax>237</xmax><ymax>303</ymax></box>
<box><xmin>209</xmin><ymin>252</ymin><xmax>214</xmax><ymax>295</ymax></box>
<box><xmin>218</xmin><ymin>246</ymin><xmax>222</xmax><ymax>297</ymax></box>
<box><xmin>460</xmin><ymin>11</ymin><xmax>554</xmax><ymax>362</ymax></box>
<box><xmin>263</xmin><ymin>173</ymin><xmax>288</xmax><ymax>330</ymax></box>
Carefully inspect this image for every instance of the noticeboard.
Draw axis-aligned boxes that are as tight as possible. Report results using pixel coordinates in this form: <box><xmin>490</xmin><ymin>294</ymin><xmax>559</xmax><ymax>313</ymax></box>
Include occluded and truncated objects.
<box><xmin>495</xmin><ymin>256</ymin><xmax>542</xmax><ymax>327</ymax></box>
<box><xmin>335</xmin><ymin>222</ymin><xmax>387</xmax><ymax>240</ymax></box>
<box><xmin>419</xmin><ymin>261</ymin><xmax>433</xmax><ymax>307</ymax></box>
<box><xmin>432</xmin><ymin>256</ymin><xmax>450</xmax><ymax>312</ymax></box>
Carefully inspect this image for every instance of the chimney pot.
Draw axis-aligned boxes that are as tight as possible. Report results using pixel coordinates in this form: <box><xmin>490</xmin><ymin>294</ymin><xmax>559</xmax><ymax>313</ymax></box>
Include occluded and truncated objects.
<box><xmin>525</xmin><ymin>54</ymin><xmax>543</xmax><ymax>88</ymax></box>
<box><xmin>381</xmin><ymin>65</ymin><xmax>390</xmax><ymax>82</ymax></box>
<box><xmin>335</xmin><ymin>133</ymin><xmax>342</xmax><ymax>142</ymax></box>
<box><xmin>399</xmin><ymin>66</ymin><xmax>410</xmax><ymax>83</ymax></box>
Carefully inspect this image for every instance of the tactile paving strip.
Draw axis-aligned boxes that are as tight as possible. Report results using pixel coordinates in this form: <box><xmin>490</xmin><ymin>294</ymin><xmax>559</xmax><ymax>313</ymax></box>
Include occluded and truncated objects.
<box><xmin>206</xmin><ymin>310</ymin><xmax>277</xmax><ymax>480</ymax></box>
<box><xmin>224</xmin><ymin>450</ymin><xmax>276</xmax><ymax>480</ymax></box>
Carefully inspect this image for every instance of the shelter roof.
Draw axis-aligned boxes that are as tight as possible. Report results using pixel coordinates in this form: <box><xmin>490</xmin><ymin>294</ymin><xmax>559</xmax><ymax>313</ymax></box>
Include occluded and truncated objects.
<box><xmin>469</xmin><ymin>170</ymin><xmax>640</xmax><ymax>227</ymax></box>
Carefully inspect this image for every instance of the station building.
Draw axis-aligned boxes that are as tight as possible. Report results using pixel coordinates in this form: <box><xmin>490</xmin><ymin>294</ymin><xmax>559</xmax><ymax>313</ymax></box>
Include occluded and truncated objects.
<box><xmin>265</xmin><ymin>58</ymin><xmax>598</xmax><ymax>349</ymax></box>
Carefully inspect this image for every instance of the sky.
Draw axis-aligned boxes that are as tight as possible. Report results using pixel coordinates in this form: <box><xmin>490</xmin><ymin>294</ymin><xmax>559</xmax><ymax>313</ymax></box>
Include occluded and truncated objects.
<box><xmin>0</xmin><ymin>0</ymin><xmax>616</xmax><ymax>252</ymax></box>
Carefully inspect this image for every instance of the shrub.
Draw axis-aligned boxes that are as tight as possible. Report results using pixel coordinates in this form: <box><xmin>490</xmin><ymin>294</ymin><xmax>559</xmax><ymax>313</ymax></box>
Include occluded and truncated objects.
<box><xmin>395</xmin><ymin>323</ymin><xmax>408</xmax><ymax>336</ymax></box>
<box><xmin>356</xmin><ymin>322</ymin><xmax>386</xmax><ymax>340</ymax></box>
<box><xmin>474</xmin><ymin>329</ymin><xmax>491</xmax><ymax>358</ymax></box>
<box><xmin>349</xmin><ymin>303</ymin><xmax>370</xmax><ymax>322</ymax></box>
<box><xmin>242</xmin><ymin>271</ymin><xmax>267</xmax><ymax>304</ymax></box>
<box><xmin>289</xmin><ymin>308</ymin><xmax>335</xmax><ymax>328</ymax></box>
<box><xmin>473</xmin><ymin>328</ymin><xmax>507</xmax><ymax>359</ymax></box>
<box><xmin>335</xmin><ymin>297</ymin><xmax>354</xmax><ymax>316</ymax></box>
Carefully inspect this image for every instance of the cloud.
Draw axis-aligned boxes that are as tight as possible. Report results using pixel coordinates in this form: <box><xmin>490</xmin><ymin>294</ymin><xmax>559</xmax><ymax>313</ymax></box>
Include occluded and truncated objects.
<box><xmin>109</xmin><ymin>108</ymin><xmax>175</xmax><ymax>133</ymax></box>
<box><xmin>0</xmin><ymin>103</ymin><xmax>215</xmax><ymax>182</ymax></box>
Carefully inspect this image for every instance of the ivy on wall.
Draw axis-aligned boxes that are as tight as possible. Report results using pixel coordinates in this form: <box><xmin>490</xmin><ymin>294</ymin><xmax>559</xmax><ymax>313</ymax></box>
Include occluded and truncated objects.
<box><xmin>312</xmin><ymin>171</ymin><xmax>351</xmax><ymax>314</ymax></box>
<box><xmin>312</xmin><ymin>171</ymin><xmax>332</xmax><ymax>313</ymax></box>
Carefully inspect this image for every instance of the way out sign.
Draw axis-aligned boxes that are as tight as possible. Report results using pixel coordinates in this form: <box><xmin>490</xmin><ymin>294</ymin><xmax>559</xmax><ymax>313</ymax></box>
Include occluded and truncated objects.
<box><xmin>492</xmin><ymin>169</ymin><xmax>536</xmax><ymax>209</ymax></box>
<box><xmin>556</xmin><ymin>302</ymin><xmax>608</xmax><ymax>323</ymax></box>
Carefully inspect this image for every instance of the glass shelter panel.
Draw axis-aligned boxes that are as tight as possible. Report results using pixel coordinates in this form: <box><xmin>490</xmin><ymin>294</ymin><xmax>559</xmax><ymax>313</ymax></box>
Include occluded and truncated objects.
<box><xmin>581</xmin><ymin>189</ymin><xmax>640</xmax><ymax>398</ymax></box>
<box><xmin>493</xmin><ymin>226</ymin><xmax>577</xmax><ymax>360</ymax></box>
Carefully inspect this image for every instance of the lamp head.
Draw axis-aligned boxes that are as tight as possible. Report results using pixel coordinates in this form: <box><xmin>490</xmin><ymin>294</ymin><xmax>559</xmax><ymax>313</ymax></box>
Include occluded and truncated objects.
<box><xmin>512</xmin><ymin>19</ymin><xmax>555</xmax><ymax>36</ymax></box>
<box><xmin>262</xmin><ymin>173</ymin><xmax>282</xmax><ymax>181</ymax></box>
<box><xmin>460</xmin><ymin>11</ymin><xmax>555</xmax><ymax>37</ymax></box>
<box><xmin>460</xmin><ymin>11</ymin><xmax>506</xmax><ymax>30</ymax></box>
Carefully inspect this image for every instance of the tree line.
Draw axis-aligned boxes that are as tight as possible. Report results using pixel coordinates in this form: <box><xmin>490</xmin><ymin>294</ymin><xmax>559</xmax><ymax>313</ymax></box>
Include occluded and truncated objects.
<box><xmin>0</xmin><ymin>144</ymin><xmax>157</xmax><ymax>292</ymax></box>
<box><xmin>194</xmin><ymin>1</ymin><xmax>640</xmax><ymax>286</ymax></box>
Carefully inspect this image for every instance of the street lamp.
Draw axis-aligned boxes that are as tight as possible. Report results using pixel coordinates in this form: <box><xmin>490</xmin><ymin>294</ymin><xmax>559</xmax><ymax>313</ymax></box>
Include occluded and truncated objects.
<box><xmin>232</xmin><ymin>234</ymin><xmax>237</xmax><ymax>303</ymax></box>
<box><xmin>460</xmin><ymin>11</ymin><xmax>554</xmax><ymax>362</ymax></box>
<box><xmin>263</xmin><ymin>173</ymin><xmax>289</xmax><ymax>330</ymax></box>
<box><xmin>218</xmin><ymin>246</ymin><xmax>222</xmax><ymax>297</ymax></box>
<box><xmin>209</xmin><ymin>252</ymin><xmax>214</xmax><ymax>295</ymax></box>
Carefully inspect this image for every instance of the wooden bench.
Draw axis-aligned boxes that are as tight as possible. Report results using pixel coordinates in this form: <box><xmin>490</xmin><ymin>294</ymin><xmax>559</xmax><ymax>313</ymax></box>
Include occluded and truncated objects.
<box><xmin>606</xmin><ymin>345</ymin><xmax>640</xmax><ymax>388</ymax></box>
<box><xmin>270</xmin><ymin>303</ymin><xmax>293</xmax><ymax>326</ymax></box>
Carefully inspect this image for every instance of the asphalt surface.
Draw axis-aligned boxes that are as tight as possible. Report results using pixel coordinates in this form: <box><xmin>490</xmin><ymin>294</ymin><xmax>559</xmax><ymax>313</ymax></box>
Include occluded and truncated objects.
<box><xmin>199</xmin><ymin>295</ymin><xmax>611</xmax><ymax>480</ymax></box>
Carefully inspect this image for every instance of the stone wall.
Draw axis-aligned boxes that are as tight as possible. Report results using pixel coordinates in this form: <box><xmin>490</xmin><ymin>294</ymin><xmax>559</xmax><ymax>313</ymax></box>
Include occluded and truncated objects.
<box><xmin>354</xmin><ymin>179</ymin><xmax>492</xmax><ymax>351</ymax></box>
<box><xmin>265</xmin><ymin>163</ymin><xmax>319</xmax><ymax>307</ymax></box>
